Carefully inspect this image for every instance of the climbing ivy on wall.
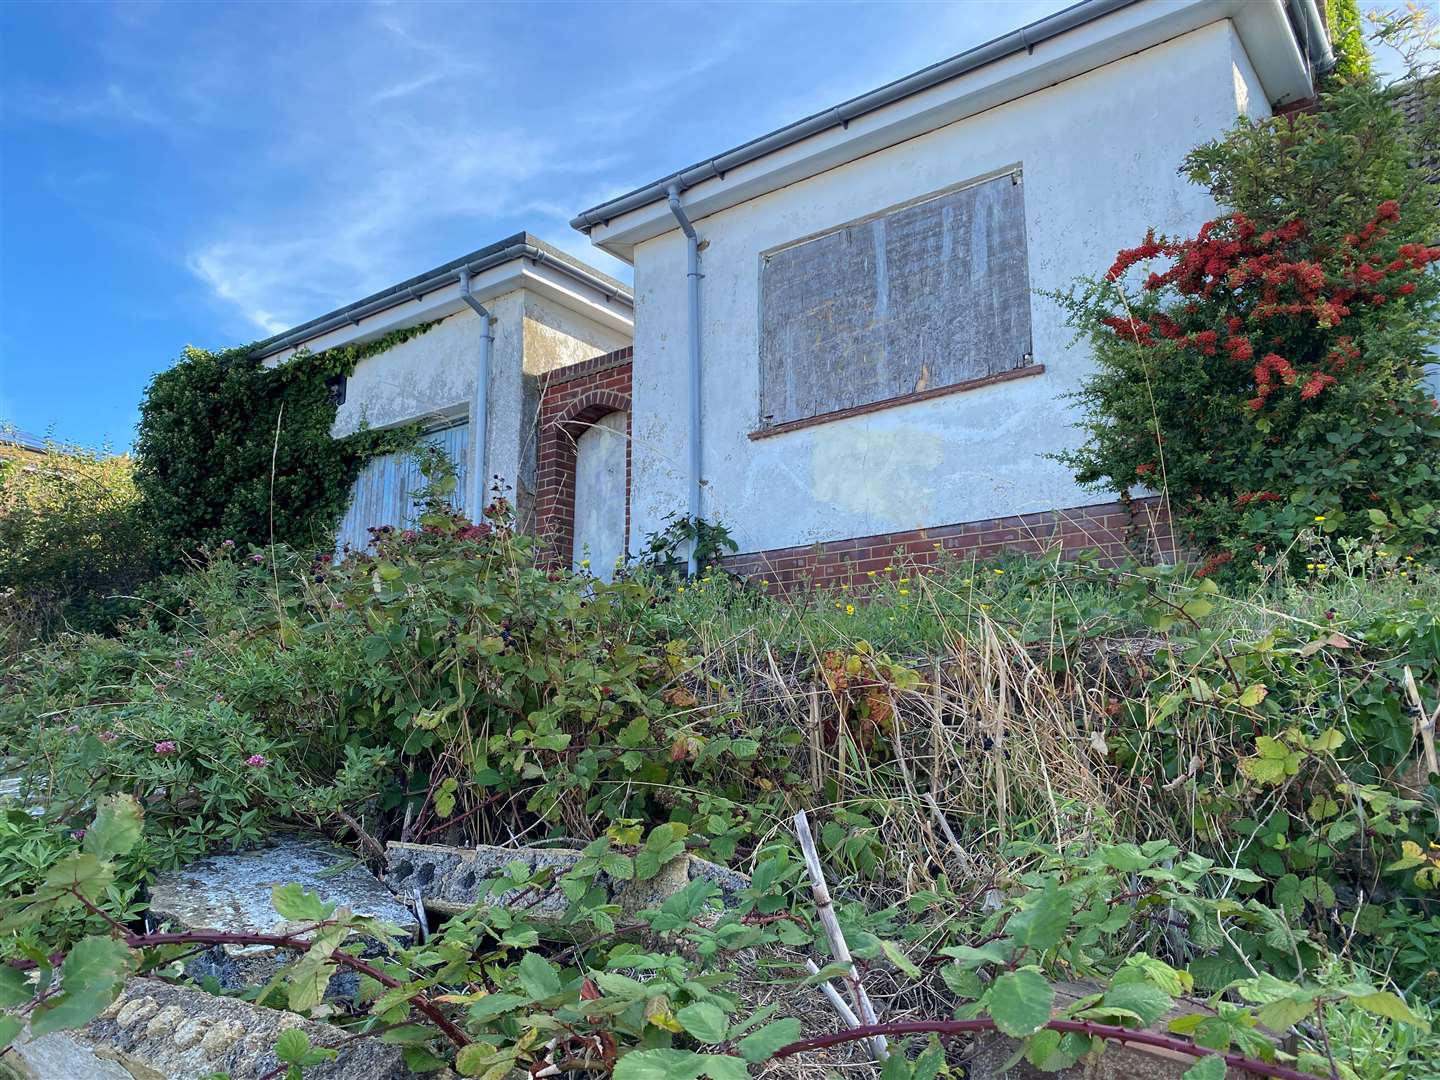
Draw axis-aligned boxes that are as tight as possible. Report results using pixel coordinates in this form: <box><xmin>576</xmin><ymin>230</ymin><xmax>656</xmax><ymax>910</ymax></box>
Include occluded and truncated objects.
<box><xmin>135</xmin><ymin>323</ymin><xmax>437</xmax><ymax>566</ymax></box>
<box><xmin>1325</xmin><ymin>0</ymin><xmax>1373</xmax><ymax>87</ymax></box>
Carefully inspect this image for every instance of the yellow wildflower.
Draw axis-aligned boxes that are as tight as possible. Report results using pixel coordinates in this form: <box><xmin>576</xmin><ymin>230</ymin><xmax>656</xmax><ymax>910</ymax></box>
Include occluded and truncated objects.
<box><xmin>1314</xmin><ymin>515</ymin><xmax>1326</xmax><ymax>523</ymax></box>
<box><xmin>845</xmin><ymin>604</ymin><xmax>856</xmax><ymax>616</ymax></box>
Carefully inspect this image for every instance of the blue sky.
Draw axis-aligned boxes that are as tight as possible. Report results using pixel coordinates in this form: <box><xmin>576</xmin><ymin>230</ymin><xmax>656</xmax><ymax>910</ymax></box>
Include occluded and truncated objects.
<box><xmin>0</xmin><ymin>0</ymin><xmax>1403</xmax><ymax>450</ymax></box>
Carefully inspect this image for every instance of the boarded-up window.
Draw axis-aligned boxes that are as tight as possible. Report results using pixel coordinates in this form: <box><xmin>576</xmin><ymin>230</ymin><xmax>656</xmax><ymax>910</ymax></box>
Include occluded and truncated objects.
<box><xmin>758</xmin><ymin>171</ymin><xmax>1032</xmax><ymax>427</ymax></box>
<box><xmin>335</xmin><ymin>422</ymin><xmax>469</xmax><ymax>555</ymax></box>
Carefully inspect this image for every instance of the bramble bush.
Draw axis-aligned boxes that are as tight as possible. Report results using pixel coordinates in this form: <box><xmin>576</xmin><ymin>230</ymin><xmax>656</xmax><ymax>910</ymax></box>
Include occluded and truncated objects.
<box><xmin>1059</xmin><ymin>70</ymin><xmax>1440</xmax><ymax>577</ymax></box>
<box><xmin>0</xmin><ymin>433</ymin><xmax>155</xmax><ymax>639</ymax></box>
<box><xmin>133</xmin><ymin>323</ymin><xmax>433</xmax><ymax>568</ymax></box>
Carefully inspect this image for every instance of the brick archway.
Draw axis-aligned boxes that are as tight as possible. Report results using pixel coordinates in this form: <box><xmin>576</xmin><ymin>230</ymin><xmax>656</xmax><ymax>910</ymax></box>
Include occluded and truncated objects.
<box><xmin>535</xmin><ymin>348</ymin><xmax>632</xmax><ymax>567</ymax></box>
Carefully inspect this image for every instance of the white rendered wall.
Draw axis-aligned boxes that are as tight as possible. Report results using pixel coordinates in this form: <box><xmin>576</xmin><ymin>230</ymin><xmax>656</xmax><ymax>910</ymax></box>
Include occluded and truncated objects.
<box><xmin>331</xmin><ymin>288</ymin><xmax>629</xmax><ymax>525</ymax></box>
<box><xmin>627</xmin><ymin>20</ymin><xmax>1271</xmax><ymax>555</ymax></box>
<box><xmin>572</xmin><ymin>410</ymin><xmax>630</xmax><ymax>580</ymax></box>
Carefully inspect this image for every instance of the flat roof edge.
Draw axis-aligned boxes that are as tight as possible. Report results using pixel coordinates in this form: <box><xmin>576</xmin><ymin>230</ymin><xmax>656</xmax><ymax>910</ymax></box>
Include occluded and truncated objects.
<box><xmin>569</xmin><ymin>0</ymin><xmax>1139</xmax><ymax>232</ymax></box>
<box><xmin>249</xmin><ymin>232</ymin><xmax>632</xmax><ymax>361</ymax></box>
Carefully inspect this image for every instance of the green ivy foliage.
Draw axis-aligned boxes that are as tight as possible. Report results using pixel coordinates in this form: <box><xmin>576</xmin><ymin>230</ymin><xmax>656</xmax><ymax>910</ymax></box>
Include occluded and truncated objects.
<box><xmin>133</xmin><ymin>323</ymin><xmax>435</xmax><ymax>566</ymax></box>
<box><xmin>1325</xmin><ymin>0</ymin><xmax>1373</xmax><ymax>88</ymax></box>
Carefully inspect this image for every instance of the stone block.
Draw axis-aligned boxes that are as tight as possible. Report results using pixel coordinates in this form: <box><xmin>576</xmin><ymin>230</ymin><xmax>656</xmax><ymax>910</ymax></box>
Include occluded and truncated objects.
<box><xmin>385</xmin><ymin>841</ymin><xmax>750</xmax><ymax>920</ymax></box>
<box><xmin>147</xmin><ymin>836</ymin><xmax>418</xmax><ymax>998</ymax></box>
<box><xmin>6</xmin><ymin>976</ymin><xmax>453</xmax><ymax>1079</ymax></box>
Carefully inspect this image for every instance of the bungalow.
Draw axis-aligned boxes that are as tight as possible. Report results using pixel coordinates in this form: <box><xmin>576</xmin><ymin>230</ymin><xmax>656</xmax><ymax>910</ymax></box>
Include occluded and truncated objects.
<box><xmin>250</xmin><ymin>234</ymin><xmax>633</xmax><ymax>552</ymax></box>
<box><xmin>560</xmin><ymin>0</ymin><xmax>1335</xmax><ymax>585</ymax></box>
<box><xmin>267</xmin><ymin>0</ymin><xmax>1336</xmax><ymax>583</ymax></box>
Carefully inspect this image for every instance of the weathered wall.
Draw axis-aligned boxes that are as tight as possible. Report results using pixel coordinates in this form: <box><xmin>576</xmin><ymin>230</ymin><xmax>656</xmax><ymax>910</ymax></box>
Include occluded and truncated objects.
<box><xmin>627</xmin><ymin>20</ymin><xmax>1270</xmax><ymax>556</ymax></box>
<box><xmin>331</xmin><ymin>293</ymin><xmax>527</xmax><ymax>497</ymax></box>
<box><xmin>329</xmin><ymin>288</ymin><xmax>630</xmax><ymax>533</ymax></box>
<box><xmin>572</xmin><ymin>410</ymin><xmax>630</xmax><ymax>579</ymax></box>
<box><xmin>514</xmin><ymin>296</ymin><xmax>632</xmax><ymax>527</ymax></box>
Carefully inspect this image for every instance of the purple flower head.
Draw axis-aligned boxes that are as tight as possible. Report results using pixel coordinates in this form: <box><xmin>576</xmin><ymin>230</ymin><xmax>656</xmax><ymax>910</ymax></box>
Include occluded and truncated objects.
<box><xmin>71</xmin><ymin>829</ymin><xmax>86</xmax><ymax>841</ymax></box>
<box><xmin>221</xmin><ymin>539</ymin><xmax>235</xmax><ymax>548</ymax></box>
<box><xmin>97</xmin><ymin>730</ymin><xmax>117</xmax><ymax>744</ymax></box>
<box><xmin>250</xmin><ymin>553</ymin><xmax>264</xmax><ymax>564</ymax></box>
<box><xmin>245</xmin><ymin>754</ymin><xmax>269</xmax><ymax>768</ymax></box>
<box><xmin>64</xmin><ymin>724</ymin><xmax>80</xmax><ymax>735</ymax></box>
<box><xmin>154</xmin><ymin>740</ymin><xmax>178</xmax><ymax>756</ymax></box>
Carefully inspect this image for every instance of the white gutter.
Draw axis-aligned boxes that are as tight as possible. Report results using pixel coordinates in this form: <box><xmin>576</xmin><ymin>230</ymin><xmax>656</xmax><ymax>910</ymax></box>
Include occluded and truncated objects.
<box><xmin>458</xmin><ymin>268</ymin><xmax>493</xmax><ymax>521</ymax></box>
<box><xmin>574</xmin><ymin>0</ymin><xmax>1320</xmax><ymax>258</ymax></box>
<box><xmin>665</xmin><ymin>184</ymin><xmax>704</xmax><ymax>576</ymax></box>
<box><xmin>250</xmin><ymin>239</ymin><xmax>631</xmax><ymax>363</ymax></box>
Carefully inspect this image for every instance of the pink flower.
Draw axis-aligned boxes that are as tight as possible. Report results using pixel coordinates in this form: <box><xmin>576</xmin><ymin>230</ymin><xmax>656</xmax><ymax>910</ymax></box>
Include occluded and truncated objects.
<box><xmin>250</xmin><ymin>554</ymin><xmax>264</xmax><ymax>564</ymax></box>
<box><xmin>97</xmin><ymin>731</ymin><xmax>117</xmax><ymax>744</ymax></box>
<box><xmin>221</xmin><ymin>539</ymin><xmax>235</xmax><ymax>548</ymax></box>
<box><xmin>245</xmin><ymin>754</ymin><xmax>268</xmax><ymax>768</ymax></box>
<box><xmin>154</xmin><ymin>740</ymin><xmax>178</xmax><ymax>756</ymax></box>
<box><xmin>64</xmin><ymin>725</ymin><xmax>80</xmax><ymax>735</ymax></box>
<box><xmin>71</xmin><ymin>829</ymin><xmax>86</xmax><ymax>841</ymax></box>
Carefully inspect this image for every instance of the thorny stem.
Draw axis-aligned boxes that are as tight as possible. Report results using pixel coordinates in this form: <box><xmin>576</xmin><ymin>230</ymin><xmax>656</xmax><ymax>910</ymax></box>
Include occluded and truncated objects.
<box><xmin>116</xmin><ymin>927</ymin><xmax>470</xmax><ymax>1048</ymax></box>
<box><xmin>773</xmin><ymin>1018</ymin><xmax>1321</xmax><ymax>1080</ymax></box>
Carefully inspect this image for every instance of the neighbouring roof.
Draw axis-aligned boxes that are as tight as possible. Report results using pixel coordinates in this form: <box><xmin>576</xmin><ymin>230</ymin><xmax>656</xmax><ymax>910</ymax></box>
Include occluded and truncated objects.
<box><xmin>249</xmin><ymin>232</ymin><xmax>632</xmax><ymax>362</ymax></box>
<box><xmin>570</xmin><ymin>0</ymin><xmax>1325</xmax><ymax>240</ymax></box>
<box><xmin>1394</xmin><ymin>74</ymin><xmax>1440</xmax><ymax>185</ymax></box>
<box><xmin>0</xmin><ymin>428</ymin><xmax>47</xmax><ymax>454</ymax></box>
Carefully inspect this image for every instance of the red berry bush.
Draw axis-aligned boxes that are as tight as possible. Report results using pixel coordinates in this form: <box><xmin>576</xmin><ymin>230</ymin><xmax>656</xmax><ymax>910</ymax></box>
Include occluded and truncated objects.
<box><xmin>1059</xmin><ymin>77</ymin><xmax>1440</xmax><ymax>576</ymax></box>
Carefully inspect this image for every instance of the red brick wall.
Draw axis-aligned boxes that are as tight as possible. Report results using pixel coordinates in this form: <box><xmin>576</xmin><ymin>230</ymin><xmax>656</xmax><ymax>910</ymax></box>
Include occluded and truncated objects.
<box><xmin>532</xmin><ymin>349</ymin><xmax>1173</xmax><ymax>585</ymax></box>
<box><xmin>534</xmin><ymin>348</ymin><xmax>633</xmax><ymax>567</ymax></box>
<box><xmin>720</xmin><ymin>497</ymin><xmax>1173</xmax><ymax>591</ymax></box>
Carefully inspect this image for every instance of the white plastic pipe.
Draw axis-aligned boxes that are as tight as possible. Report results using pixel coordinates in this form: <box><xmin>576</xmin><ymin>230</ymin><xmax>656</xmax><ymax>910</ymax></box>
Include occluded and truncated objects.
<box><xmin>458</xmin><ymin>268</ymin><xmax>494</xmax><ymax>521</ymax></box>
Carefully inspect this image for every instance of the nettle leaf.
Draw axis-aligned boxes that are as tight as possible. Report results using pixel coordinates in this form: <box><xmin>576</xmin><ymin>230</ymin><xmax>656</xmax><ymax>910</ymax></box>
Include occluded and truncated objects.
<box><xmin>738</xmin><ymin>1017</ymin><xmax>801</xmax><ymax>1063</ymax></box>
<box><xmin>987</xmin><ymin>968</ymin><xmax>1055</xmax><ymax>1037</ymax></box>
<box><xmin>275</xmin><ymin>1029</ymin><xmax>336</xmax><ymax>1066</ymax></box>
<box><xmin>675</xmin><ymin>1001</ymin><xmax>730</xmax><ymax>1044</ymax></box>
<box><xmin>272</xmin><ymin>883</ymin><xmax>337</xmax><ymax>923</ymax></box>
<box><xmin>466</xmin><ymin>992</ymin><xmax>529</xmax><ymax>1023</ymax></box>
<box><xmin>1350</xmin><ymin>989</ymin><xmax>1429</xmax><ymax>1030</ymax></box>
<box><xmin>0</xmin><ymin>966</ymin><xmax>32</xmax><ymax>1008</ymax></box>
<box><xmin>284</xmin><ymin>924</ymin><xmax>347</xmax><ymax>1014</ymax></box>
<box><xmin>30</xmin><ymin>936</ymin><xmax>133</xmax><ymax>1038</ymax></box>
<box><xmin>612</xmin><ymin>1047</ymin><xmax>709</xmax><ymax>1080</ymax></box>
<box><xmin>82</xmin><ymin>795</ymin><xmax>143</xmax><ymax>862</ymax></box>
<box><xmin>1024</xmin><ymin>1027</ymin><xmax>1083</xmax><ymax>1071</ymax></box>
<box><xmin>1004</xmin><ymin>880</ymin><xmax>1073</xmax><ymax>952</ymax></box>
<box><xmin>434</xmin><ymin>777</ymin><xmax>458</xmax><ymax>818</ymax></box>
<box><xmin>517</xmin><ymin>952</ymin><xmax>563</xmax><ymax>1001</ymax></box>
<box><xmin>600</xmin><ymin>852</ymin><xmax>636</xmax><ymax>881</ymax></box>
<box><xmin>1095</xmin><ymin>977</ymin><xmax>1173</xmax><ymax>1027</ymax></box>
<box><xmin>942</xmin><ymin>940</ymin><xmax>1014</xmax><ymax>969</ymax></box>
<box><xmin>1182</xmin><ymin>1056</ymin><xmax>1227</xmax><ymax>1080</ymax></box>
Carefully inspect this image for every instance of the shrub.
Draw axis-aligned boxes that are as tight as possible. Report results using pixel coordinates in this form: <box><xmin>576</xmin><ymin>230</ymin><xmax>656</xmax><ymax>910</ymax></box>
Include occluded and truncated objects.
<box><xmin>133</xmin><ymin>325</ymin><xmax>432</xmax><ymax>568</ymax></box>
<box><xmin>1059</xmin><ymin>75</ymin><xmax>1440</xmax><ymax>575</ymax></box>
<box><xmin>0</xmin><ymin>432</ymin><xmax>155</xmax><ymax>637</ymax></box>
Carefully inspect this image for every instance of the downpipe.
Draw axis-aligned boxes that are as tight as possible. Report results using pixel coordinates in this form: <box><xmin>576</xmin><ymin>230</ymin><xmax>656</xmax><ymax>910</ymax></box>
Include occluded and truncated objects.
<box><xmin>666</xmin><ymin>184</ymin><xmax>704</xmax><ymax>576</ymax></box>
<box><xmin>458</xmin><ymin>267</ymin><xmax>494</xmax><ymax>522</ymax></box>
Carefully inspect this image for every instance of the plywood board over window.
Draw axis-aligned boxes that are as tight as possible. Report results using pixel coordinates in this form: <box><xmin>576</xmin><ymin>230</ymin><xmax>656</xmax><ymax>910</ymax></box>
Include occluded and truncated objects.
<box><xmin>758</xmin><ymin>170</ymin><xmax>1033</xmax><ymax>429</ymax></box>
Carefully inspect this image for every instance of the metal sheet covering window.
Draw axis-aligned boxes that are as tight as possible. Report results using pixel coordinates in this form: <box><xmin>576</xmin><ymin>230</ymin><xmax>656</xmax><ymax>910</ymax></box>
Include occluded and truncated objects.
<box><xmin>335</xmin><ymin>421</ymin><xmax>469</xmax><ymax>555</ymax></box>
<box><xmin>758</xmin><ymin>170</ymin><xmax>1033</xmax><ymax>427</ymax></box>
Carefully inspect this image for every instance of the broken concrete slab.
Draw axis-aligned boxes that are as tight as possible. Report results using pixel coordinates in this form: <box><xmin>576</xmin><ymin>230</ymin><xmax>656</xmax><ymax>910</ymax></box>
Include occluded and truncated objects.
<box><xmin>966</xmin><ymin>981</ymin><xmax>1245</xmax><ymax>1079</ymax></box>
<box><xmin>386</xmin><ymin>841</ymin><xmax>751</xmax><ymax>920</ymax></box>
<box><xmin>6</xmin><ymin>976</ymin><xmax>454</xmax><ymax>1080</ymax></box>
<box><xmin>147</xmin><ymin>835</ymin><xmax>418</xmax><ymax>997</ymax></box>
